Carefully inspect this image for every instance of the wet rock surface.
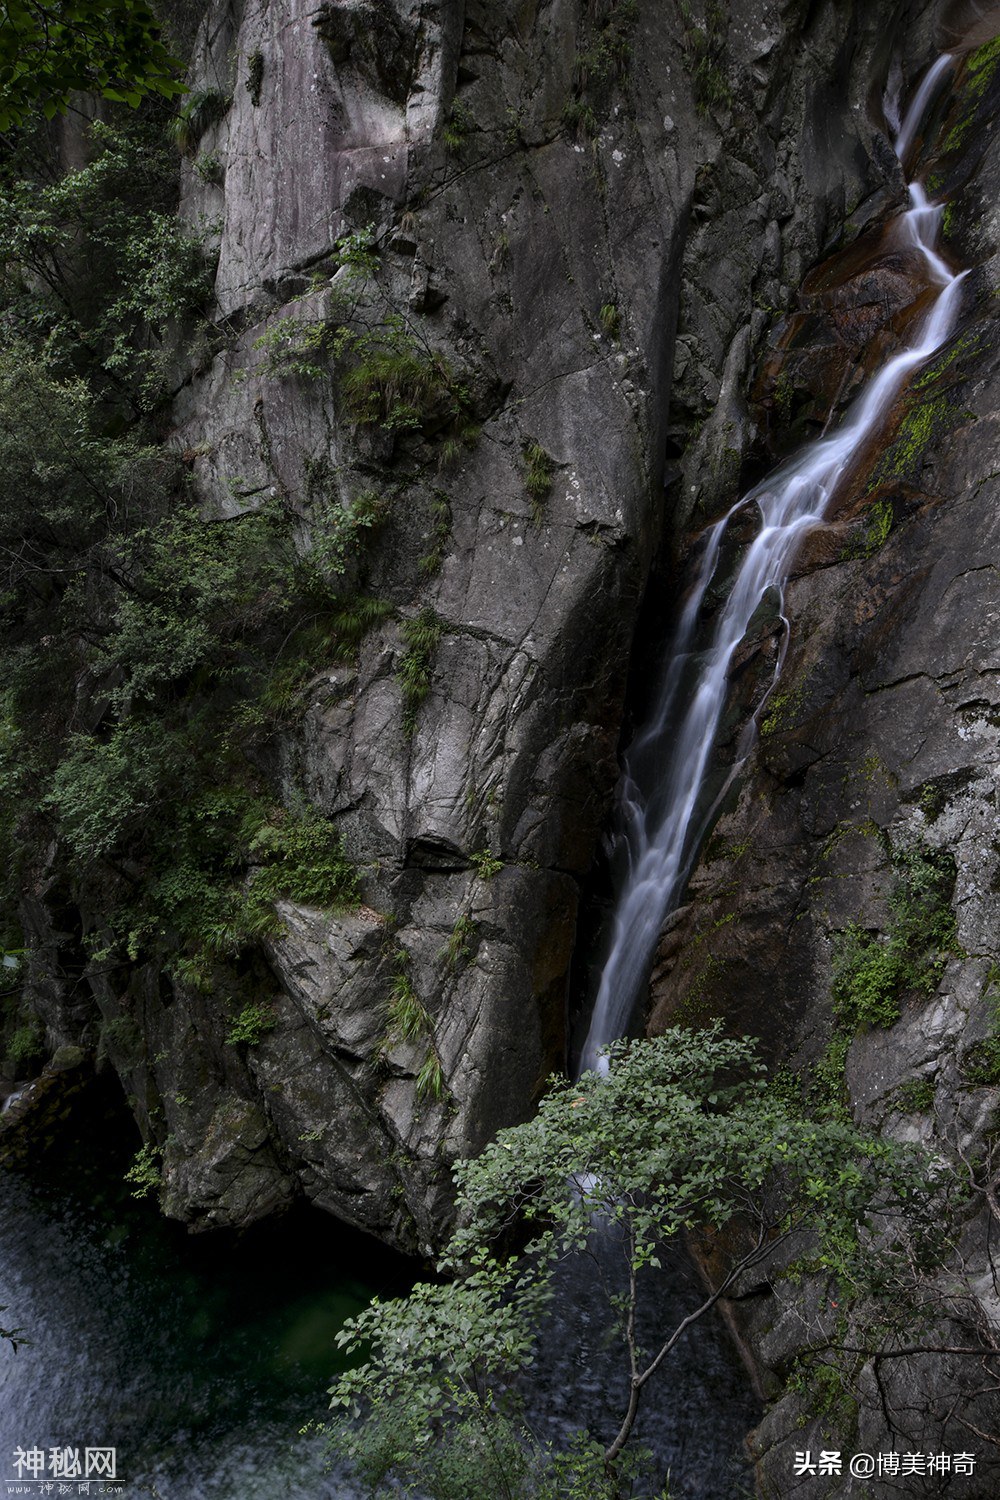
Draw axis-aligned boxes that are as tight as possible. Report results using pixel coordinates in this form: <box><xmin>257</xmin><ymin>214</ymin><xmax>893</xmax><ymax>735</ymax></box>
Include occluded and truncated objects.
<box><xmin>648</xmin><ymin>30</ymin><xmax>1000</xmax><ymax>1494</ymax></box>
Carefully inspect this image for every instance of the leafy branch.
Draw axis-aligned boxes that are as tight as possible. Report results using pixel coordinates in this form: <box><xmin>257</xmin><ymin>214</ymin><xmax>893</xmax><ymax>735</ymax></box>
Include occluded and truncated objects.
<box><xmin>327</xmin><ymin>1027</ymin><xmax>934</xmax><ymax>1495</ymax></box>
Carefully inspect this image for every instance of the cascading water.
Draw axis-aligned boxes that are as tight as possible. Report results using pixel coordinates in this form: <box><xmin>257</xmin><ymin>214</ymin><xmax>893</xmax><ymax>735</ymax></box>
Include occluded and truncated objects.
<box><xmin>578</xmin><ymin>55</ymin><xmax>963</xmax><ymax>1077</ymax></box>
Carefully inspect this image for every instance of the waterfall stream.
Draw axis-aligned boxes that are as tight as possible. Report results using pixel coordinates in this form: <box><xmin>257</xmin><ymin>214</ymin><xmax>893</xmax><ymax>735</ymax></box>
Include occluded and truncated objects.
<box><xmin>578</xmin><ymin>54</ymin><xmax>963</xmax><ymax>1076</ymax></box>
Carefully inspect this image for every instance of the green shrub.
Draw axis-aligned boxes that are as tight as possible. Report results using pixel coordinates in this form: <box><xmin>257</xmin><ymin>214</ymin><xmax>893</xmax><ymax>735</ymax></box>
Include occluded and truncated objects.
<box><xmin>327</xmin><ymin>1027</ymin><xmax>931</xmax><ymax>1496</ymax></box>
<box><xmin>193</xmin><ymin>151</ymin><xmax>223</xmax><ymax>184</ymax></box>
<box><xmin>599</xmin><ymin>302</ymin><xmax>621</xmax><ymax>338</ymax></box>
<box><xmin>443</xmin><ymin>98</ymin><xmax>472</xmax><ymax>151</ymax></box>
<box><xmin>99</xmin><ymin>499</ymin><xmax>299</xmax><ymax>703</ymax></box>
<box><xmin>226</xmin><ymin>1001</ymin><xmax>276</xmax><ymax>1046</ymax></box>
<box><xmin>324</xmin><ymin>594</ymin><xmax>394</xmax><ymax>650</ymax></box>
<box><xmin>0</xmin><ymin>116</ymin><xmax>215</xmax><ymax>407</ymax></box>
<box><xmin>787</xmin><ymin>1356</ymin><xmax>860</xmax><ymax>1431</ymax></box>
<box><xmin>379</xmin><ymin>950</ymin><xmax>445</xmax><ymax>1103</ymax></box>
<box><xmin>415</xmin><ymin>1049</ymin><xmax>446</xmax><ymax>1102</ymax></box>
<box><xmin>0</xmin><ymin>0</ymin><xmax>185</xmax><ymax>133</ymax></box>
<box><xmin>115</xmin><ymin>783</ymin><xmax>277</xmax><ymax>968</ymax></box>
<box><xmin>562</xmin><ymin>98</ymin><xmax>599</xmax><ymax>138</ymax></box>
<box><xmin>94</xmin><ymin>790</ymin><xmax>358</xmax><ymax>979</ymax></box>
<box><xmin>0</xmin><ymin>350</ymin><xmax>169</xmax><ymax>636</ymax></box>
<box><xmin>248</xmin><ymin>809</ymin><xmax>360</xmax><ymax>910</ymax></box>
<box><xmin>169</xmin><ymin>89</ymin><xmax>230</xmax><ymax>154</ymax></box>
<box><xmin>441</xmin><ymin>913</ymin><xmax>475</xmax><ymax>969</ymax></box>
<box><xmin>692</xmin><ymin>53</ymin><xmax>732</xmax><ymax>113</ymax></box>
<box><xmin>893</xmin><ymin>1078</ymin><xmax>937</xmax><ymax>1114</ymax></box>
<box><xmin>384</xmin><ymin>960</ymin><xmax>432</xmax><ymax>1046</ymax></box>
<box><xmin>5</xmin><ymin>1021</ymin><xmax>44</xmax><ymax>1074</ymax></box>
<box><xmin>524</xmin><ymin>440</ymin><xmax>553</xmax><ymax>494</ymax></box>
<box><xmin>302</xmin><ymin>481</ymin><xmax>386</xmax><ymax>582</ymax></box>
<box><xmin>523</xmin><ymin>440</ymin><xmax>554</xmax><ymax>525</ymax></box>
<box><xmin>963</xmin><ymin>1037</ymin><xmax>1000</xmax><ymax>1086</ymax></box>
<box><xmin>250</xmin><ymin>317</ymin><xmax>335</xmax><ymax>382</ymax></box>
<box><xmin>469</xmin><ymin>848</ymin><xmax>503</xmax><ymax>879</ymax></box>
<box><xmin>0</xmin><ymin>105</ymin><xmax>393</xmax><ymax>1005</ymax></box>
<box><xmin>438</xmin><ymin>417</ymin><xmax>480</xmax><ymax>469</ymax></box>
<box><xmin>575</xmin><ymin>0</ymin><xmax>637</xmax><ymax>83</ymax></box>
<box><xmin>832</xmin><ymin>923</ymin><xmax>905</xmax><ymax>1030</ymax></box>
<box><xmin>809</xmin><ymin>1031</ymin><xmax>852</xmax><ymax>1118</ymax></box>
<box><xmin>417</xmin><ymin>494</ymin><xmax>451</xmax><ymax>577</ymax></box>
<box><xmin>246</xmin><ymin>232</ymin><xmax>478</xmax><ymax>461</ymax></box>
<box><xmin>680</xmin><ymin>0</ymin><xmax>732</xmax><ymax>114</ymax></box>
<box><xmin>340</xmin><ymin>330</ymin><xmax>452</xmax><ymax>432</ymax></box>
<box><xmin>46</xmin><ymin>723</ymin><xmax>175</xmax><ymax>864</ymax></box>
<box><xmin>832</xmin><ymin>845</ymin><xmax>960</xmax><ymax>1032</ymax></box>
<box><xmin>253</xmin><ymin>308</ymin><xmax>469</xmax><ymax>442</ymax></box>
<box><xmin>962</xmin><ymin>976</ymin><xmax>1000</xmax><ymax>1086</ymax></box>
<box><xmin>8</xmin><ymin>430</ymin><xmax>374</xmax><ymax>980</ymax></box>
<box><xmin>99</xmin><ymin>1014</ymin><xmax>143</xmax><ymax>1064</ymax></box>
<box><xmin>562</xmin><ymin>0</ymin><xmax>637</xmax><ymax>138</ymax></box>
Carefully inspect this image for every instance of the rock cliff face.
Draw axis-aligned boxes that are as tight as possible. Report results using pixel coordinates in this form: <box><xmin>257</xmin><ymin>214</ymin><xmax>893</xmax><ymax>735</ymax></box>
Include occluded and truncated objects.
<box><xmin>645</xmin><ymin>15</ymin><xmax>1000</xmax><ymax>1491</ymax></box>
<box><xmin>52</xmin><ymin>0</ymin><xmax>924</xmax><ymax>1254</ymax></box>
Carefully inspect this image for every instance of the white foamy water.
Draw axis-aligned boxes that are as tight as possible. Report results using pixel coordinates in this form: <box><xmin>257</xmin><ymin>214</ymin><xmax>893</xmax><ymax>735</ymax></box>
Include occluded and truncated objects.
<box><xmin>578</xmin><ymin>56</ymin><xmax>961</xmax><ymax>1076</ymax></box>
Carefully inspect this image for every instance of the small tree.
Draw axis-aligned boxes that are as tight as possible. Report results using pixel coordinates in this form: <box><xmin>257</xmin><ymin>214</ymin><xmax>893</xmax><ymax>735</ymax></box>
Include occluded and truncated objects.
<box><xmin>328</xmin><ymin>1026</ymin><xmax>930</xmax><ymax>1498</ymax></box>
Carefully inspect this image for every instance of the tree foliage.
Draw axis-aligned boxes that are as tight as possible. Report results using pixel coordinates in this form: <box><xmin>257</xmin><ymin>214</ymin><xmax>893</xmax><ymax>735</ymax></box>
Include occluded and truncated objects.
<box><xmin>0</xmin><ymin>101</ymin><xmax>397</xmax><ymax>1002</ymax></box>
<box><xmin>0</xmin><ymin>0</ymin><xmax>185</xmax><ymax>132</ymax></box>
<box><xmin>328</xmin><ymin>1028</ymin><xmax>934</xmax><ymax>1498</ymax></box>
<box><xmin>0</xmin><ymin>115</ymin><xmax>213</xmax><ymax>407</ymax></box>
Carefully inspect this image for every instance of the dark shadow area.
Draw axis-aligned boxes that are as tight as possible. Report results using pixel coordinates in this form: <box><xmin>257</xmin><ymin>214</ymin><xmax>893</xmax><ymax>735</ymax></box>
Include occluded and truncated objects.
<box><xmin>0</xmin><ymin>1075</ymin><xmax>414</xmax><ymax>1499</ymax></box>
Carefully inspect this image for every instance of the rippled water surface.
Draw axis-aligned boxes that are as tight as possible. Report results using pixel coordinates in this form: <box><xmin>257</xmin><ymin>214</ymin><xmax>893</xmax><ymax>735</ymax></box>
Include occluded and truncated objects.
<box><xmin>0</xmin><ymin>1081</ymin><xmax>410</xmax><ymax>1499</ymax></box>
<box><xmin>521</xmin><ymin>1232</ymin><xmax>760</xmax><ymax>1499</ymax></box>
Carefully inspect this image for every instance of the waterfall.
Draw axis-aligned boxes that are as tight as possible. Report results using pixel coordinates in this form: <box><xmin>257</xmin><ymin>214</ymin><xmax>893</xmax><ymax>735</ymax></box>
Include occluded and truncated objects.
<box><xmin>577</xmin><ymin>55</ymin><xmax>962</xmax><ymax>1077</ymax></box>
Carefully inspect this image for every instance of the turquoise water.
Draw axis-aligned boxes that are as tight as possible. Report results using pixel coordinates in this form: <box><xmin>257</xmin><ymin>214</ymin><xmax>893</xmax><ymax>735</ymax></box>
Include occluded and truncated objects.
<box><xmin>0</xmin><ymin>1080</ymin><xmax>411</xmax><ymax>1499</ymax></box>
